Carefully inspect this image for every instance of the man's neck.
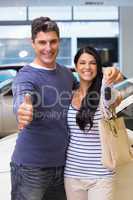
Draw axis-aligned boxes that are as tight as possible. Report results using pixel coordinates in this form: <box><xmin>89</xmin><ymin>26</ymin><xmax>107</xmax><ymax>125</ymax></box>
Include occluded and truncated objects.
<box><xmin>30</xmin><ymin>62</ymin><xmax>56</xmax><ymax>70</ymax></box>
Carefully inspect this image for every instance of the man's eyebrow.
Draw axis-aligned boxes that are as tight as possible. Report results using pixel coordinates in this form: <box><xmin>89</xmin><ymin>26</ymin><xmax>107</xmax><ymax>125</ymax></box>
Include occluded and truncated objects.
<box><xmin>37</xmin><ymin>38</ymin><xmax>58</xmax><ymax>42</ymax></box>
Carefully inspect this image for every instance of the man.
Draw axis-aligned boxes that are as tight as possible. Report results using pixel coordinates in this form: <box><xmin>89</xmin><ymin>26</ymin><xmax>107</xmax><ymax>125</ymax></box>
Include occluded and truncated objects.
<box><xmin>11</xmin><ymin>16</ymin><xmax>123</xmax><ymax>200</ymax></box>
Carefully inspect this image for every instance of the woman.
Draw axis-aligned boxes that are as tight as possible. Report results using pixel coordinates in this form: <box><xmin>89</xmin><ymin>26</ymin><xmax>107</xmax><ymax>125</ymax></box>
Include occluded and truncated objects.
<box><xmin>64</xmin><ymin>46</ymin><xmax>120</xmax><ymax>200</ymax></box>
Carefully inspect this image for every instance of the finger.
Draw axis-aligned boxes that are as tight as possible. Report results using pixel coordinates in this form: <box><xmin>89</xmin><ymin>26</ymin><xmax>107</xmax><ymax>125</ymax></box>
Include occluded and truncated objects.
<box><xmin>107</xmin><ymin>76</ymin><xmax>117</xmax><ymax>85</ymax></box>
<box><xmin>103</xmin><ymin>67</ymin><xmax>113</xmax><ymax>82</ymax></box>
<box><xmin>103</xmin><ymin>67</ymin><xmax>113</xmax><ymax>76</ymax></box>
<box><xmin>18</xmin><ymin>115</ymin><xmax>33</xmax><ymax>122</ymax></box>
<box><xmin>18</xmin><ymin>123</ymin><xmax>27</xmax><ymax>130</ymax></box>
<box><xmin>18</xmin><ymin>120</ymin><xmax>29</xmax><ymax>130</ymax></box>
<box><xmin>113</xmin><ymin>72</ymin><xmax>124</xmax><ymax>84</ymax></box>
<box><xmin>19</xmin><ymin>119</ymin><xmax>31</xmax><ymax>125</ymax></box>
<box><xmin>18</xmin><ymin>107</ymin><xmax>33</xmax><ymax>116</ymax></box>
<box><xmin>17</xmin><ymin>110</ymin><xmax>33</xmax><ymax>129</ymax></box>
<box><xmin>105</xmin><ymin>68</ymin><xmax>119</xmax><ymax>84</ymax></box>
<box><xmin>24</xmin><ymin>93</ymin><xmax>32</xmax><ymax>105</ymax></box>
<box><xmin>17</xmin><ymin>106</ymin><xmax>33</xmax><ymax>119</ymax></box>
<box><xmin>18</xmin><ymin>124</ymin><xmax>24</xmax><ymax>131</ymax></box>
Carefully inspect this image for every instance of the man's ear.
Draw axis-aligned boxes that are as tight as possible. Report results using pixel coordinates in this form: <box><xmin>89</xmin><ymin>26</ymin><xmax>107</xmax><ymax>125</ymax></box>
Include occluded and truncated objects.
<box><xmin>30</xmin><ymin>39</ymin><xmax>35</xmax><ymax>49</ymax></box>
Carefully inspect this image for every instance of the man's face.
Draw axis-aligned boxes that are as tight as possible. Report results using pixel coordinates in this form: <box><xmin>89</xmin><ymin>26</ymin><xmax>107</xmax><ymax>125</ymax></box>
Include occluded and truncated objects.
<box><xmin>32</xmin><ymin>31</ymin><xmax>60</xmax><ymax>68</ymax></box>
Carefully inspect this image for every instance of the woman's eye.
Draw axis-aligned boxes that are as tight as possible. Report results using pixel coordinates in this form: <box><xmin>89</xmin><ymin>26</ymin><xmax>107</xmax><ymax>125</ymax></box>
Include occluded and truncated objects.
<box><xmin>90</xmin><ymin>62</ymin><xmax>96</xmax><ymax>65</ymax></box>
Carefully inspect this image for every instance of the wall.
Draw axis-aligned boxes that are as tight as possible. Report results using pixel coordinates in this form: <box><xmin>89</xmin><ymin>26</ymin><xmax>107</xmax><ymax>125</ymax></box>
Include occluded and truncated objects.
<box><xmin>0</xmin><ymin>0</ymin><xmax>133</xmax><ymax>6</ymax></box>
<box><xmin>119</xmin><ymin>7</ymin><xmax>133</xmax><ymax>78</ymax></box>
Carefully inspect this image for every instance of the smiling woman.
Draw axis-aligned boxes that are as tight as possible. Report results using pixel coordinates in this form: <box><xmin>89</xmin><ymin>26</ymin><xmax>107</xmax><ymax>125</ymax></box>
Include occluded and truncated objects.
<box><xmin>64</xmin><ymin>46</ymin><xmax>133</xmax><ymax>200</ymax></box>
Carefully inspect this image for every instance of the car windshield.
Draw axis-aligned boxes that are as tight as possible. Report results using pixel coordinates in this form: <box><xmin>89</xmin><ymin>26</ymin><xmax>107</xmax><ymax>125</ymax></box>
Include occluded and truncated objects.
<box><xmin>117</xmin><ymin>102</ymin><xmax>133</xmax><ymax>131</ymax></box>
<box><xmin>115</xmin><ymin>79</ymin><xmax>133</xmax><ymax>132</ymax></box>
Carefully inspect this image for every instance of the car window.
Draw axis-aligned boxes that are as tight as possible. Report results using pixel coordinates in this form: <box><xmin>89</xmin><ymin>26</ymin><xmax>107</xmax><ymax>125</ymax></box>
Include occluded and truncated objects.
<box><xmin>0</xmin><ymin>79</ymin><xmax>13</xmax><ymax>95</ymax></box>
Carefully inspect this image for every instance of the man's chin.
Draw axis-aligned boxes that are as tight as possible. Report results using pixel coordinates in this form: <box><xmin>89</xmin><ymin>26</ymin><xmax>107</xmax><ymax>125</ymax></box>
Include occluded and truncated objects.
<box><xmin>42</xmin><ymin>60</ymin><xmax>55</xmax><ymax>68</ymax></box>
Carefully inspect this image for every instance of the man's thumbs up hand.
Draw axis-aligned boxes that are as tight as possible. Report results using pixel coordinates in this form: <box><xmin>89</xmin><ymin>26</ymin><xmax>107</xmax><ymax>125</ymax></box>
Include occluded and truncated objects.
<box><xmin>18</xmin><ymin>93</ymin><xmax>33</xmax><ymax>130</ymax></box>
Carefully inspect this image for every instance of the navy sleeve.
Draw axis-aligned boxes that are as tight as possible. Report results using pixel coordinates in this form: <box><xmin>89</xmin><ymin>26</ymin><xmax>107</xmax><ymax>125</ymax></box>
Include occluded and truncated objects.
<box><xmin>12</xmin><ymin>76</ymin><xmax>35</xmax><ymax>114</ymax></box>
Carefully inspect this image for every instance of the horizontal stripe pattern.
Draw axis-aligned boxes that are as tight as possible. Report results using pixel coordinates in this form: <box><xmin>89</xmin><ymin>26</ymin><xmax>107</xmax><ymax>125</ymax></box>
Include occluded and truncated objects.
<box><xmin>64</xmin><ymin>105</ymin><xmax>114</xmax><ymax>179</ymax></box>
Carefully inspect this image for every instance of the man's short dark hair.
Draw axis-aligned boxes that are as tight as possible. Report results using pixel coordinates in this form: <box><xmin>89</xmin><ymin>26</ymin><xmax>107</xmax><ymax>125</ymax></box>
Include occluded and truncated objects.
<box><xmin>31</xmin><ymin>16</ymin><xmax>60</xmax><ymax>41</ymax></box>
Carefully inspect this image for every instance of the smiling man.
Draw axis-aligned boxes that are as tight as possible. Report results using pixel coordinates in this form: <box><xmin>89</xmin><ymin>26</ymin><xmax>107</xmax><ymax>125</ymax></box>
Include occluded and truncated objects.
<box><xmin>11</xmin><ymin>17</ymin><xmax>124</xmax><ymax>200</ymax></box>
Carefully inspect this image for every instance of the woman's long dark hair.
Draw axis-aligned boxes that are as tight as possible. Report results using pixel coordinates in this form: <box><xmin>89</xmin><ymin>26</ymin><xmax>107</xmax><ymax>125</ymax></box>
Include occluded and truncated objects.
<box><xmin>74</xmin><ymin>46</ymin><xmax>103</xmax><ymax>130</ymax></box>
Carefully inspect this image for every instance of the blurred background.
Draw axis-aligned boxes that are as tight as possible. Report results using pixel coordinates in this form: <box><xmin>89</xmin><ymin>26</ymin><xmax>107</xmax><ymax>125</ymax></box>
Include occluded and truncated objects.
<box><xmin>0</xmin><ymin>0</ymin><xmax>132</xmax><ymax>78</ymax></box>
<box><xmin>0</xmin><ymin>2</ymin><xmax>133</xmax><ymax>200</ymax></box>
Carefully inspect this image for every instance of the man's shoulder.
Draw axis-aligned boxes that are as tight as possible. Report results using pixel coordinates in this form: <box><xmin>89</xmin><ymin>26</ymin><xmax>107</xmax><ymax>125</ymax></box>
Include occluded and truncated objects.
<box><xmin>57</xmin><ymin>63</ymin><xmax>72</xmax><ymax>74</ymax></box>
<box><xmin>14</xmin><ymin>64</ymin><xmax>36</xmax><ymax>82</ymax></box>
<box><xmin>19</xmin><ymin>64</ymin><xmax>33</xmax><ymax>72</ymax></box>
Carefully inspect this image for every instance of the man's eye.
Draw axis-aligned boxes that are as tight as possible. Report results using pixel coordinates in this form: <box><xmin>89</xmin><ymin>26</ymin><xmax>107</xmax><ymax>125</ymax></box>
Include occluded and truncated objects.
<box><xmin>80</xmin><ymin>62</ymin><xmax>86</xmax><ymax>65</ymax></box>
<box><xmin>51</xmin><ymin>40</ymin><xmax>58</xmax><ymax>44</ymax></box>
<box><xmin>39</xmin><ymin>41</ymin><xmax>46</xmax><ymax>45</ymax></box>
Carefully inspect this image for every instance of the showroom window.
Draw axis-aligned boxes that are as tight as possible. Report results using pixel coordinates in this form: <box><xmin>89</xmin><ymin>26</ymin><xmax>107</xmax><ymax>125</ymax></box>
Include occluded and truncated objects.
<box><xmin>0</xmin><ymin>38</ymin><xmax>71</xmax><ymax>66</ymax></box>
<box><xmin>0</xmin><ymin>6</ymin><xmax>119</xmax><ymax>68</ymax></box>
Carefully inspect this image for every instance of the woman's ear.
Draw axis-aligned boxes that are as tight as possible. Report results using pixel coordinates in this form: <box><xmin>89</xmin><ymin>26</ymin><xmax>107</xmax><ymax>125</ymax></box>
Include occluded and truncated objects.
<box><xmin>75</xmin><ymin>66</ymin><xmax>78</xmax><ymax>72</ymax></box>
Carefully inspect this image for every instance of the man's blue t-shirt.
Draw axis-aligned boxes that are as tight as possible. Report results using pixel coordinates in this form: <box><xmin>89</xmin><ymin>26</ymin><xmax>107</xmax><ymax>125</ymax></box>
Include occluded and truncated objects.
<box><xmin>12</xmin><ymin>64</ymin><xmax>74</xmax><ymax>167</ymax></box>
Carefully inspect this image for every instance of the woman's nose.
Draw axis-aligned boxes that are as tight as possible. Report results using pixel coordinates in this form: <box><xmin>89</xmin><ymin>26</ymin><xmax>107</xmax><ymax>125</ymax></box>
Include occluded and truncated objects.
<box><xmin>85</xmin><ymin>63</ymin><xmax>91</xmax><ymax>68</ymax></box>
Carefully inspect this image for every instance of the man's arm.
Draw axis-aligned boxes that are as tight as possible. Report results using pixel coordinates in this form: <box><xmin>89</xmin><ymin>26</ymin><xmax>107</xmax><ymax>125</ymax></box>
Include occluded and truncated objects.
<box><xmin>12</xmin><ymin>80</ymin><xmax>34</xmax><ymax>130</ymax></box>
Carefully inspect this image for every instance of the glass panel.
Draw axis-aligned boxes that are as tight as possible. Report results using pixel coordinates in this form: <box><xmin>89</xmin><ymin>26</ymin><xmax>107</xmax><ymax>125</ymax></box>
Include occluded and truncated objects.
<box><xmin>77</xmin><ymin>37</ymin><xmax>118</xmax><ymax>66</ymax></box>
<box><xmin>0</xmin><ymin>7</ymin><xmax>27</xmax><ymax>21</ymax></box>
<box><xmin>58</xmin><ymin>21</ymin><xmax>119</xmax><ymax>38</ymax></box>
<box><xmin>0</xmin><ymin>39</ymin><xmax>34</xmax><ymax>65</ymax></box>
<box><xmin>0</xmin><ymin>26</ymin><xmax>30</xmax><ymax>39</ymax></box>
<box><xmin>0</xmin><ymin>38</ymin><xmax>71</xmax><ymax>67</ymax></box>
<box><xmin>0</xmin><ymin>22</ymin><xmax>118</xmax><ymax>39</ymax></box>
<box><xmin>74</xmin><ymin>6</ymin><xmax>118</xmax><ymax>20</ymax></box>
<box><xmin>57</xmin><ymin>38</ymin><xmax>71</xmax><ymax>67</ymax></box>
<box><xmin>29</xmin><ymin>6</ymin><xmax>72</xmax><ymax>20</ymax></box>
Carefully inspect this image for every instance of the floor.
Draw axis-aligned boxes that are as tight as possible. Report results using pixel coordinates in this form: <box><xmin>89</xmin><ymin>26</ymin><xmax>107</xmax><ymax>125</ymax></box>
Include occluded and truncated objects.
<box><xmin>0</xmin><ymin>133</ymin><xmax>17</xmax><ymax>200</ymax></box>
<box><xmin>1</xmin><ymin>132</ymin><xmax>133</xmax><ymax>200</ymax></box>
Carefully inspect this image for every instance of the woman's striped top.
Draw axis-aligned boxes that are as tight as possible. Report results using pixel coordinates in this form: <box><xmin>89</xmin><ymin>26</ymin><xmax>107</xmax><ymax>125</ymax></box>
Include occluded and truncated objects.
<box><xmin>64</xmin><ymin>104</ymin><xmax>114</xmax><ymax>179</ymax></box>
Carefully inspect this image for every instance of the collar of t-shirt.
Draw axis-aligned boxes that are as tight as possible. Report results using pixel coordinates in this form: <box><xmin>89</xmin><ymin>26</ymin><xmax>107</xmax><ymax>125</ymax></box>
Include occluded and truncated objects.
<box><xmin>30</xmin><ymin>62</ymin><xmax>56</xmax><ymax>71</ymax></box>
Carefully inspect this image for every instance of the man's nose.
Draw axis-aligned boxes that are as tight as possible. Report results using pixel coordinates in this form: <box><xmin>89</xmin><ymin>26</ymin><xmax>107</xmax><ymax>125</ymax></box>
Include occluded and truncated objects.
<box><xmin>46</xmin><ymin>42</ymin><xmax>51</xmax><ymax>51</ymax></box>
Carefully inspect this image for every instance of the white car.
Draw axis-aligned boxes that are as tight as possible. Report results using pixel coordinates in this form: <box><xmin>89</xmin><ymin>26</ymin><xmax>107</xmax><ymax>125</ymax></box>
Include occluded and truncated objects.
<box><xmin>0</xmin><ymin>74</ymin><xmax>133</xmax><ymax>199</ymax></box>
<box><xmin>0</xmin><ymin>67</ymin><xmax>20</xmax><ymax>138</ymax></box>
<box><xmin>0</xmin><ymin>133</ymin><xmax>17</xmax><ymax>200</ymax></box>
<box><xmin>0</xmin><ymin>79</ymin><xmax>18</xmax><ymax>137</ymax></box>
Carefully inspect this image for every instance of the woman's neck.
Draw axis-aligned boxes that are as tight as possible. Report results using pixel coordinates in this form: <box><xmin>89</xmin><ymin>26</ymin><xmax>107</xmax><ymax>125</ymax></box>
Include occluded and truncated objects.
<box><xmin>72</xmin><ymin>81</ymin><xmax>92</xmax><ymax>109</ymax></box>
<box><xmin>78</xmin><ymin>80</ymin><xmax>92</xmax><ymax>97</ymax></box>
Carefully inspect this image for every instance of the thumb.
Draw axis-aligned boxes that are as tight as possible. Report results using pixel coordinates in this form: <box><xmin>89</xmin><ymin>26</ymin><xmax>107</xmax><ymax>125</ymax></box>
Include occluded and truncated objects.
<box><xmin>104</xmin><ymin>67</ymin><xmax>112</xmax><ymax>77</ymax></box>
<box><xmin>103</xmin><ymin>67</ymin><xmax>114</xmax><ymax>84</ymax></box>
<box><xmin>24</xmin><ymin>93</ymin><xmax>32</xmax><ymax>105</ymax></box>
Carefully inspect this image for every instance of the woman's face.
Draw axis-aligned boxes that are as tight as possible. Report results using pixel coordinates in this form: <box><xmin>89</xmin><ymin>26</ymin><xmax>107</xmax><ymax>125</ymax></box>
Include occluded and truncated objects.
<box><xmin>76</xmin><ymin>52</ymin><xmax>97</xmax><ymax>83</ymax></box>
